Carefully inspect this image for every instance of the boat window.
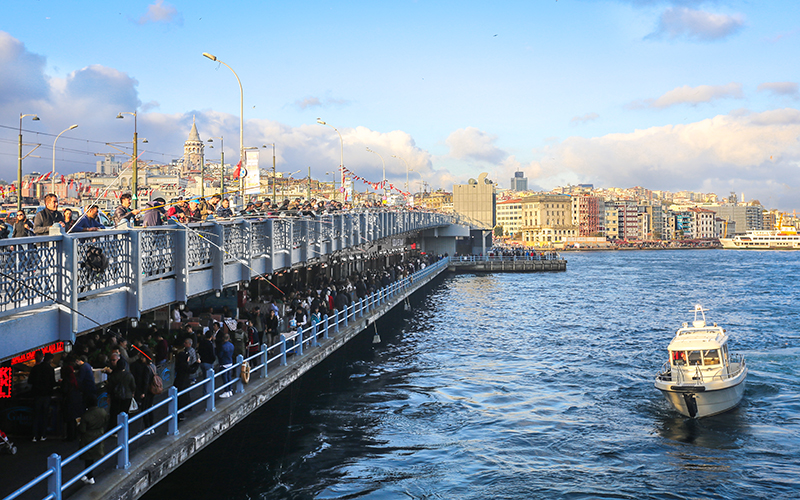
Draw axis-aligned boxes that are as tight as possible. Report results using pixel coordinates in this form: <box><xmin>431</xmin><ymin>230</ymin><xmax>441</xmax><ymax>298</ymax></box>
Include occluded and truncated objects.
<box><xmin>722</xmin><ymin>344</ymin><xmax>729</xmax><ymax>365</ymax></box>
<box><xmin>702</xmin><ymin>349</ymin><xmax>720</xmax><ymax>365</ymax></box>
<box><xmin>687</xmin><ymin>350</ymin><xmax>702</xmax><ymax>366</ymax></box>
<box><xmin>671</xmin><ymin>350</ymin><xmax>686</xmax><ymax>365</ymax></box>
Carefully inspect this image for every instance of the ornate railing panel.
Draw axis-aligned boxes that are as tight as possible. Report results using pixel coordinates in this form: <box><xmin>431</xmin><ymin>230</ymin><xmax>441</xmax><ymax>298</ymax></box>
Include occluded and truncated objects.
<box><xmin>0</xmin><ymin>238</ymin><xmax>60</xmax><ymax>312</ymax></box>
<box><xmin>250</xmin><ymin>221</ymin><xmax>270</xmax><ymax>258</ymax></box>
<box><xmin>140</xmin><ymin>229</ymin><xmax>176</xmax><ymax>279</ymax></box>
<box><xmin>222</xmin><ymin>223</ymin><xmax>248</xmax><ymax>263</ymax></box>
<box><xmin>187</xmin><ymin>224</ymin><xmax>215</xmax><ymax>270</ymax></box>
<box><xmin>76</xmin><ymin>232</ymin><xmax>132</xmax><ymax>298</ymax></box>
<box><xmin>272</xmin><ymin>219</ymin><xmax>291</xmax><ymax>255</ymax></box>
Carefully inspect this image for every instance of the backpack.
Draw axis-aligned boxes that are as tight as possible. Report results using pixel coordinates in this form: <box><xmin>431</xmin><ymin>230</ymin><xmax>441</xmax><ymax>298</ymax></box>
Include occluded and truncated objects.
<box><xmin>149</xmin><ymin>365</ymin><xmax>164</xmax><ymax>395</ymax></box>
<box><xmin>83</xmin><ymin>245</ymin><xmax>109</xmax><ymax>273</ymax></box>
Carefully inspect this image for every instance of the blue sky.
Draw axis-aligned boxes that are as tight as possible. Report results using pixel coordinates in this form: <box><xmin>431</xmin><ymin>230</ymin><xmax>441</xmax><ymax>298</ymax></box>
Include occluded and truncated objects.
<box><xmin>1</xmin><ymin>0</ymin><xmax>799</xmax><ymax>209</ymax></box>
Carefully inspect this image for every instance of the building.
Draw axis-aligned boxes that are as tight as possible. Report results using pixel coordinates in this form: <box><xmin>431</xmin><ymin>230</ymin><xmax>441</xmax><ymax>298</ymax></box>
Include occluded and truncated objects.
<box><xmin>96</xmin><ymin>154</ymin><xmax>122</xmax><ymax>176</ymax></box>
<box><xmin>712</xmin><ymin>204</ymin><xmax>764</xmax><ymax>234</ymax></box>
<box><xmin>571</xmin><ymin>194</ymin><xmax>603</xmax><ymax>236</ymax></box>
<box><xmin>496</xmin><ymin>198</ymin><xmax>523</xmax><ymax>238</ymax></box>
<box><xmin>452</xmin><ymin>172</ymin><xmax>496</xmax><ymax>228</ymax></box>
<box><xmin>605</xmin><ymin>200</ymin><xmax>638</xmax><ymax>240</ymax></box>
<box><xmin>520</xmin><ymin>194</ymin><xmax>577</xmax><ymax>246</ymax></box>
<box><xmin>688</xmin><ymin>207</ymin><xmax>716</xmax><ymax>239</ymax></box>
<box><xmin>638</xmin><ymin>201</ymin><xmax>664</xmax><ymax>240</ymax></box>
<box><xmin>183</xmin><ymin>118</ymin><xmax>205</xmax><ymax>175</ymax></box>
<box><xmin>509</xmin><ymin>171</ymin><xmax>528</xmax><ymax>191</ymax></box>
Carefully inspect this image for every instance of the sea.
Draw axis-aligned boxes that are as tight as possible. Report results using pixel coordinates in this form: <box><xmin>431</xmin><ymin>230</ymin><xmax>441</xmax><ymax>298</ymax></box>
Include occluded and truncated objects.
<box><xmin>143</xmin><ymin>250</ymin><xmax>800</xmax><ymax>500</ymax></box>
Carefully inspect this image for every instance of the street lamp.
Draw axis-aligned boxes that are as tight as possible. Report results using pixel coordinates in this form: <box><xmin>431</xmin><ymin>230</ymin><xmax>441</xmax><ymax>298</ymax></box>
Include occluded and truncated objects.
<box><xmin>18</xmin><ymin>113</ymin><xmax>41</xmax><ymax>211</ymax></box>
<box><xmin>263</xmin><ymin>143</ymin><xmax>276</xmax><ymax>202</ymax></box>
<box><xmin>325</xmin><ymin>171</ymin><xmax>336</xmax><ymax>200</ymax></box>
<box><xmin>391</xmin><ymin>154</ymin><xmax>410</xmax><ymax>194</ymax></box>
<box><xmin>284</xmin><ymin>169</ymin><xmax>301</xmax><ymax>203</ymax></box>
<box><xmin>365</xmin><ymin>147</ymin><xmax>386</xmax><ymax>202</ymax></box>
<box><xmin>207</xmin><ymin>137</ymin><xmax>225</xmax><ymax>195</ymax></box>
<box><xmin>116</xmin><ymin>111</ymin><xmax>144</xmax><ymax>209</ymax></box>
<box><xmin>316</xmin><ymin>118</ymin><xmax>343</xmax><ymax>202</ymax></box>
<box><xmin>203</xmin><ymin>52</ymin><xmax>244</xmax><ymax>206</ymax></box>
<box><xmin>52</xmin><ymin>124</ymin><xmax>78</xmax><ymax>193</ymax></box>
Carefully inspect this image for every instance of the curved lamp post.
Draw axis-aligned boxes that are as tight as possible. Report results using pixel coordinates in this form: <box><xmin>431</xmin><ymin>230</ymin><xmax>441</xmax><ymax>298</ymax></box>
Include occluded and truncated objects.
<box><xmin>52</xmin><ymin>124</ymin><xmax>78</xmax><ymax>194</ymax></box>
<box><xmin>203</xmin><ymin>52</ymin><xmax>244</xmax><ymax>205</ymax></box>
<box><xmin>116</xmin><ymin>111</ymin><xmax>143</xmax><ymax>208</ymax></box>
<box><xmin>316</xmin><ymin>118</ymin><xmax>343</xmax><ymax>202</ymax></box>
<box><xmin>18</xmin><ymin>113</ymin><xmax>40</xmax><ymax>211</ymax></box>
<box><xmin>365</xmin><ymin>147</ymin><xmax>386</xmax><ymax>202</ymax></box>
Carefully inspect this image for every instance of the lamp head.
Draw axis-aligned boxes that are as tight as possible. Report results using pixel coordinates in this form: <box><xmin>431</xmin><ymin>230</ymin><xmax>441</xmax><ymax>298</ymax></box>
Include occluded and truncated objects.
<box><xmin>116</xmin><ymin>113</ymin><xmax>124</xmax><ymax>119</ymax></box>
<box><xmin>203</xmin><ymin>52</ymin><xmax>217</xmax><ymax>61</ymax></box>
<box><xmin>32</xmin><ymin>116</ymin><xmax>40</xmax><ymax>121</ymax></box>
<box><xmin>68</xmin><ymin>124</ymin><xmax>78</xmax><ymax>130</ymax></box>
<box><xmin>316</xmin><ymin>118</ymin><xmax>326</xmax><ymax>125</ymax></box>
<box><xmin>142</xmin><ymin>138</ymin><xmax>149</xmax><ymax>143</ymax></box>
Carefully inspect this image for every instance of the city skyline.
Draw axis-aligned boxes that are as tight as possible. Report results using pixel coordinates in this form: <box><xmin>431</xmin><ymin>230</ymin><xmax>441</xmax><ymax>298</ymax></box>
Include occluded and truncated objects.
<box><xmin>1</xmin><ymin>0</ymin><xmax>798</xmax><ymax>209</ymax></box>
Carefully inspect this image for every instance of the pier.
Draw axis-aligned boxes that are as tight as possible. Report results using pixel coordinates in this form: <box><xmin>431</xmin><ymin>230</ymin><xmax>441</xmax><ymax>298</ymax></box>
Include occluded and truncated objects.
<box><xmin>447</xmin><ymin>255</ymin><xmax>567</xmax><ymax>273</ymax></box>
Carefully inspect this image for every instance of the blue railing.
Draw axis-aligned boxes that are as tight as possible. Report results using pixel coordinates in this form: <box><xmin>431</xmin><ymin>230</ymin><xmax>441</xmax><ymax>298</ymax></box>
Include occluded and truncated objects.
<box><xmin>3</xmin><ymin>258</ymin><xmax>449</xmax><ymax>500</ymax></box>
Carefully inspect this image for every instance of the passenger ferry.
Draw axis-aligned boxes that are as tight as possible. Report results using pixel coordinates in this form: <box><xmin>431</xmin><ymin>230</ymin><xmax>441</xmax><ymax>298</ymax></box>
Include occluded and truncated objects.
<box><xmin>654</xmin><ymin>305</ymin><xmax>747</xmax><ymax>418</ymax></box>
<box><xmin>719</xmin><ymin>222</ymin><xmax>800</xmax><ymax>249</ymax></box>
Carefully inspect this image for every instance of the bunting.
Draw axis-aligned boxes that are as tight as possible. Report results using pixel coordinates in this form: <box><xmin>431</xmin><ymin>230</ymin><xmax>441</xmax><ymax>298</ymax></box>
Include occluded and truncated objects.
<box><xmin>340</xmin><ymin>166</ymin><xmax>411</xmax><ymax>197</ymax></box>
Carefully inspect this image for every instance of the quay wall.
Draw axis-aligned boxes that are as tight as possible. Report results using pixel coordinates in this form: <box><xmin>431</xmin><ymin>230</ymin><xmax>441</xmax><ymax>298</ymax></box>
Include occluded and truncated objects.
<box><xmin>71</xmin><ymin>261</ymin><xmax>448</xmax><ymax>500</ymax></box>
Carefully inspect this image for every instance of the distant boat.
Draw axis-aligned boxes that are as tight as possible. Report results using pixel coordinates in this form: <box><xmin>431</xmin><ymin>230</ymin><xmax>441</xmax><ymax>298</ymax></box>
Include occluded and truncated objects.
<box><xmin>654</xmin><ymin>305</ymin><xmax>747</xmax><ymax>418</ymax></box>
<box><xmin>720</xmin><ymin>221</ymin><xmax>800</xmax><ymax>250</ymax></box>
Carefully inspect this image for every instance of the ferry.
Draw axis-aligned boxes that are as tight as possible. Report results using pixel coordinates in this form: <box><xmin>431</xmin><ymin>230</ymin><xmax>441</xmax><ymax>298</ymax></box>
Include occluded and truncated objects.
<box><xmin>654</xmin><ymin>305</ymin><xmax>747</xmax><ymax>418</ymax></box>
<box><xmin>719</xmin><ymin>222</ymin><xmax>800</xmax><ymax>250</ymax></box>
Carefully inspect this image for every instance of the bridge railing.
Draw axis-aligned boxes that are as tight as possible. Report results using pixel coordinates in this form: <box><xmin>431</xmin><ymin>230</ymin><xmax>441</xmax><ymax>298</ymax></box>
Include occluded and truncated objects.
<box><xmin>2</xmin><ymin>257</ymin><xmax>450</xmax><ymax>500</ymax></box>
<box><xmin>450</xmin><ymin>253</ymin><xmax>561</xmax><ymax>263</ymax></box>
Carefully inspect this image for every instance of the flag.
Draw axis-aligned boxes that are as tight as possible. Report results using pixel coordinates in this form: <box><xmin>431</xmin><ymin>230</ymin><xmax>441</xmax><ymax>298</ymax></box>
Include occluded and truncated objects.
<box><xmin>233</xmin><ymin>160</ymin><xmax>242</xmax><ymax>180</ymax></box>
<box><xmin>42</xmin><ymin>172</ymin><xmax>52</xmax><ymax>181</ymax></box>
<box><xmin>60</xmin><ymin>175</ymin><xmax>65</xmax><ymax>184</ymax></box>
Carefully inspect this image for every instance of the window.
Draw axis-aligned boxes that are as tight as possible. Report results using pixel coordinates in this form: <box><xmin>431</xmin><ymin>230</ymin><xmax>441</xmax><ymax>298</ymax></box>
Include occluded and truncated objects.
<box><xmin>687</xmin><ymin>350</ymin><xmax>702</xmax><ymax>366</ymax></box>
<box><xmin>702</xmin><ymin>349</ymin><xmax>720</xmax><ymax>365</ymax></box>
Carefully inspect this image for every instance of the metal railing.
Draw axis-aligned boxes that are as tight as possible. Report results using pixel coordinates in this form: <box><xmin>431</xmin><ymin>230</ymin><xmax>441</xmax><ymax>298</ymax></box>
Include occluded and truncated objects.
<box><xmin>3</xmin><ymin>258</ymin><xmax>449</xmax><ymax>500</ymax></box>
<box><xmin>449</xmin><ymin>253</ymin><xmax>561</xmax><ymax>263</ymax></box>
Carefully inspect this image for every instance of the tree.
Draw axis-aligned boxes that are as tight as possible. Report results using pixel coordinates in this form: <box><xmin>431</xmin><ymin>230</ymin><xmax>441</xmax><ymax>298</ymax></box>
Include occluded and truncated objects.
<box><xmin>493</xmin><ymin>224</ymin><xmax>504</xmax><ymax>237</ymax></box>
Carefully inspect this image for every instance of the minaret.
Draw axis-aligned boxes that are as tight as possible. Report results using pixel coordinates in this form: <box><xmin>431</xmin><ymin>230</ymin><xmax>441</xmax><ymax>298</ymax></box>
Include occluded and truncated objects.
<box><xmin>183</xmin><ymin>115</ymin><xmax>204</xmax><ymax>174</ymax></box>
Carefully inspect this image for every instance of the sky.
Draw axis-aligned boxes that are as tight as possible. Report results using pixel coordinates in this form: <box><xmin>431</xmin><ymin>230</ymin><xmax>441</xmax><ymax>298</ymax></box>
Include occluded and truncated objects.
<box><xmin>1</xmin><ymin>0</ymin><xmax>799</xmax><ymax>209</ymax></box>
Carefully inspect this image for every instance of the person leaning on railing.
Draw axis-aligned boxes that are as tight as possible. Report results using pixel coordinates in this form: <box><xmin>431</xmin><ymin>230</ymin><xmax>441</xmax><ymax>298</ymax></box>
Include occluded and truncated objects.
<box><xmin>71</xmin><ymin>205</ymin><xmax>106</xmax><ymax>232</ymax></box>
<box><xmin>33</xmin><ymin>193</ymin><xmax>66</xmax><ymax>235</ymax></box>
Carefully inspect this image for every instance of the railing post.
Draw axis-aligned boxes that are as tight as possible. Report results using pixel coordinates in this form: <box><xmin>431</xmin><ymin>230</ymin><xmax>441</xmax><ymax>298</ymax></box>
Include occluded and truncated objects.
<box><xmin>334</xmin><ymin>309</ymin><xmax>340</xmax><ymax>333</ymax></box>
<box><xmin>168</xmin><ymin>386</ymin><xmax>179</xmax><ymax>436</ymax></box>
<box><xmin>344</xmin><ymin>305</ymin><xmax>349</xmax><ymax>327</ymax></box>
<box><xmin>280</xmin><ymin>334</ymin><xmax>287</xmax><ymax>366</ymax></box>
<box><xmin>297</xmin><ymin>329</ymin><xmax>304</xmax><ymax>356</ymax></box>
<box><xmin>323</xmin><ymin>314</ymin><xmax>329</xmax><ymax>339</ymax></box>
<box><xmin>116</xmin><ymin>412</ymin><xmax>130</xmax><ymax>469</ymax></box>
<box><xmin>47</xmin><ymin>454</ymin><xmax>62</xmax><ymax>500</ymax></box>
<box><xmin>235</xmin><ymin>355</ymin><xmax>244</xmax><ymax>393</ymax></box>
<box><xmin>359</xmin><ymin>298</ymin><xmax>364</xmax><ymax>317</ymax></box>
<box><xmin>205</xmin><ymin>368</ymin><xmax>215</xmax><ymax>412</ymax></box>
<box><xmin>261</xmin><ymin>344</ymin><xmax>268</xmax><ymax>378</ymax></box>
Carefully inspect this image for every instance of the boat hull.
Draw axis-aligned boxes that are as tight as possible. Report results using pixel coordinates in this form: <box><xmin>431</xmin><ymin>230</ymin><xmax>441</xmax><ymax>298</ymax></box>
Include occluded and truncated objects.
<box><xmin>655</xmin><ymin>369</ymin><xmax>747</xmax><ymax>418</ymax></box>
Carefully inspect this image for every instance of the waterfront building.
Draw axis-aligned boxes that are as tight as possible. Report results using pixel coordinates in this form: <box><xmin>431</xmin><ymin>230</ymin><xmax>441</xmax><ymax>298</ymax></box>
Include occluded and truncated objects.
<box><xmin>688</xmin><ymin>207</ymin><xmax>716</xmax><ymax>239</ymax></box>
<box><xmin>520</xmin><ymin>194</ymin><xmax>577</xmax><ymax>246</ymax></box>
<box><xmin>453</xmin><ymin>172</ymin><xmax>496</xmax><ymax>228</ymax></box>
<box><xmin>637</xmin><ymin>201</ymin><xmax>664</xmax><ymax>240</ymax></box>
<box><xmin>604</xmin><ymin>200</ymin><xmax>638</xmax><ymax>240</ymax></box>
<box><xmin>712</xmin><ymin>204</ymin><xmax>764</xmax><ymax>234</ymax></box>
<box><xmin>509</xmin><ymin>171</ymin><xmax>528</xmax><ymax>191</ymax></box>
<box><xmin>496</xmin><ymin>198</ymin><xmax>523</xmax><ymax>238</ymax></box>
<box><xmin>571</xmin><ymin>194</ymin><xmax>603</xmax><ymax>237</ymax></box>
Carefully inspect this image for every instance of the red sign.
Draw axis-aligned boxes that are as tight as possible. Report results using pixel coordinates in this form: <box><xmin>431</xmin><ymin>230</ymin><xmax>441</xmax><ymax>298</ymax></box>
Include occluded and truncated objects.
<box><xmin>11</xmin><ymin>342</ymin><xmax>65</xmax><ymax>365</ymax></box>
<box><xmin>0</xmin><ymin>367</ymin><xmax>11</xmax><ymax>398</ymax></box>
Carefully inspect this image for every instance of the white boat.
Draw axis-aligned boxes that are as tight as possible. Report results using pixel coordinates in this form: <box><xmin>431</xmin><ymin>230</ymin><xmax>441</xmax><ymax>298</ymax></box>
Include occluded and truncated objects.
<box><xmin>719</xmin><ymin>223</ymin><xmax>800</xmax><ymax>250</ymax></box>
<box><xmin>654</xmin><ymin>305</ymin><xmax>747</xmax><ymax>418</ymax></box>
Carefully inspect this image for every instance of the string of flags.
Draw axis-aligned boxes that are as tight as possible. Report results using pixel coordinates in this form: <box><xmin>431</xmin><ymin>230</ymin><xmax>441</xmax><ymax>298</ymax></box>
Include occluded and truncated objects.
<box><xmin>341</xmin><ymin>167</ymin><xmax>411</xmax><ymax>197</ymax></box>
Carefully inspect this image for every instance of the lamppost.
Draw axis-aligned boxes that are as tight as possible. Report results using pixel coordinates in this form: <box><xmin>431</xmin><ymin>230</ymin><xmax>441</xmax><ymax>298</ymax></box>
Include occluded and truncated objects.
<box><xmin>316</xmin><ymin>118</ymin><xmax>343</xmax><ymax>202</ymax></box>
<box><xmin>391</xmin><ymin>154</ymin><xmax>410</xmax><ymax>195</ymax></box>
<box><xmin>203</xmin><ymin>52</ymin><xmax>244</xmax><ymax>206</ymax></box>
<box><xmin>365</xmin><ymin>147</ymin><xmax>386</xmax><ymax>202</ymax></box>
<box><xmin>52</xmin><ymin>124</ymin><xmax>78</xmax><ymax>194</ymax></box>
<box><xmin>18</xmin><ymin>113</ymin><xmax>41</xmax><ymax>211</ymax></box>
<box><xmin>207</xmin><ymin>137</ymin><xmax>224</xmax><ymax>195</ymax></box>
<box><xmin>116</xmin><ymin>111</ymin><xmax>142</xmax><ymax>208</ymax></box>
<box><xmin>284</xmin><ymin>169</ymin><xmax>301</xmax><ymax>203</ymax></box>
<box><xmin>325</xmin><ymin>171</ymin><xmax>336</xmax><ymax>200</ymax></box>
<box><xmin>263</xmin><ymin>143</ymin><xmax>276</xmax><ymax>202</ymax></box>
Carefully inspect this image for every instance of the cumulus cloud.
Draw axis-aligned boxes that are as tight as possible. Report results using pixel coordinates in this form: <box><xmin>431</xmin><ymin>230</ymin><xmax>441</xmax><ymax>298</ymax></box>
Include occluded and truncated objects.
<box><xmin>445</xmin><ymin>127</ymin><xmax>507</xmax><ymax>163</ymax></box>
<box><xmin>136</xmin><ymin>0</ymin><xmax>183</xmax><ymax>26</ymax></box>
<box><xmin>629</xmin><ymin>83</ymin><xmax>743</xmax><ymax>109</ymax></box>
<box><xmin>570</xmin><ymin>113</ymin><xmax>599</xmax><ymax>126</ymax></box>
<box><xmin>647</xmin><ymin>7</ymin><xmax>744</xmax><ymax>41</ymax></box>
<box><xmin>0</xmin><ymin>31</ymin><xmax>50</xmax><ymax>105</ymax></box>
<box><xmin>757</xmin><ymin>82</ymin><xmax>799</xmax><ymax>98</ymax></box>
<box><xmin>293</xmin><ymin>96</ymin><xmax>351</xmax><ymax>110</ymax></box>
<box><xmin>540</xmin><ymin>109</ymin><xmax>800</xmax><ymax>210</ymax></box>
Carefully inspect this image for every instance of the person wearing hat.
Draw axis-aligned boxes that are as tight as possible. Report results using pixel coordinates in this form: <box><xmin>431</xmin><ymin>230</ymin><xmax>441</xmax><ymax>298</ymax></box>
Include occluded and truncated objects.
<box><xmin>142</xmin><ymin>198</ymin><xmax>166</xmax><ymax>227</ymax></box>
<box><xmin>186</xmin><ymin>200</ymin><xmax>202</xmax><ymax>222</ymax></box>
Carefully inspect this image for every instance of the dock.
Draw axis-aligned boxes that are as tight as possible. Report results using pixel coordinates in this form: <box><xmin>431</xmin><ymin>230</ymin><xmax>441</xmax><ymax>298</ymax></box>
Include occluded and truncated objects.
<box><xmin>447</xmin><ymin>255</ymin><xmax>567</xmax><ymax>273</ymax></box>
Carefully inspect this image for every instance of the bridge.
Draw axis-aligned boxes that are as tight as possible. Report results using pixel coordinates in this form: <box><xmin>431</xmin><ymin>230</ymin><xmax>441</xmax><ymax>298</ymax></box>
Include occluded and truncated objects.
<box><xmin>0</xmin><ymin>210</ymin><xmax>463</xmax><ymax>363</ymax></box>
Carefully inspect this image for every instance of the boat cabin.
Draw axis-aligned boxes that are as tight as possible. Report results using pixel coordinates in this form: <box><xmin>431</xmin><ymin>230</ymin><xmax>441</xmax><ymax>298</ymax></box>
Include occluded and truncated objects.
<box><xmin>667</xmin><ymin>324</ymin><xmax>731</xmax><ymax>380</ymax></box>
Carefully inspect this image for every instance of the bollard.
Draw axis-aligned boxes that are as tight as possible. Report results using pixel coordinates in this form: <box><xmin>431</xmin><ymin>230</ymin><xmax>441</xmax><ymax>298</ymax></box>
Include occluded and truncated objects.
<box><xmin>280</xmin><ymin>334</ymin><xmax>287</xmax><ymax>366</ymax></box>
<box><xmin>168</xmin><ymin>386</ymin><xmax>179</xmax><ymax>436</ymax></box>
<box><xmin>236</xmin><ymin>354</ymin><xmax>244</xmax><ymax>393</ymax></box>
<box><xmin>205</xmin><ymin>368</ymin><xmax>215</xmax><ymax>412</ymax></box>
<box><xmin>323</xmin><ymin>314</ymin><xmax>329</xmax><ymax>340</ymax></box>
<box><xmin>117</xmin><ymin>412</ymin><xmax>130</xmax><ymax>469</ymax></box>
<box><xmin>47</xmin><ymin>454</ymin><xmax>62</xmax><ymax>500</ymax></box>
<box><xmin>261</xmin><ymin>344</ymin><xmax>268</xmax><ymax>378</ymax></box>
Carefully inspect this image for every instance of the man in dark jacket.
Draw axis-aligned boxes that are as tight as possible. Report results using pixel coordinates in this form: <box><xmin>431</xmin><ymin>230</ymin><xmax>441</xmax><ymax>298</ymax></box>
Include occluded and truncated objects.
<box><xmin>12</xmin><ymin>211</ymin><xmax>33</xmax><ymax>237</ymax></box>
<box><xmin>113</xmin><ymin>193</ymin><xmax>140</xmax><ymax>226</ymax></box>
<box><xmin>29</xmin><ymin>351</ymin><xmax>56</xmax><ymax>442</ymax></box>
<box><xmin>79</xmin><ymin>395</ymin><xmax>108</xmax><ymax>485</ymax></box>
<box><xmin>33</xmin><ymin>194</ymin><xmax>66</xmax><ymax>235</ymax></box>
<box><xmin>142</xmin><ymin>198</ymin><xmax>166</xmax><ymax>227</ymax></box>
<box><xmin>71</xmin><ymin>205</ymin><xmax>105</xmax><ymax>232</ymax></box>
<box><xmin>198</xmin><ymin>331</ymin><xmax>216</xmax><ymax>376</ymax></box>
<box><xmin>106</xmin><ymin>357</ymin><xmax>136</xmax><ymax>430</ymax></box>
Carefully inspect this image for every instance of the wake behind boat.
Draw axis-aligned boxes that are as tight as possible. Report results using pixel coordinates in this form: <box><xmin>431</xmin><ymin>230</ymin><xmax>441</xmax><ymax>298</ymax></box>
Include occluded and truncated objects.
<box><xmin>654</xmin><ymin>305</ymin><xmax>747</xmax><ymax>418</ymax></box>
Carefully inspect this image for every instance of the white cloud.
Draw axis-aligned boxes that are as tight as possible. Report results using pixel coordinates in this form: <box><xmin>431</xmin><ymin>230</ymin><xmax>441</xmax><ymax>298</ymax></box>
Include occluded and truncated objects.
<box><xmin>0</xmin><ymin>31</ymin><xmax>49</xmax><ymax>105</ymax></box>
<box><xmin>648</xmin><ymin>7</ymin><xmax>744</xmax><ymax>42</ymax></box>
<box><xmin>570</xmin><ymin>113</ymin><xmax>599</xmax><ymax>126</ymax></box>
<box><xmin>445</xmin><ymin>127</ymin><xmax>507</xmax><ymax>163</ymax></box>
<box><xmin>538</xmin><ymin>109</ymin><xmax>800</xmax><ymax>209</ymax></box>
<box><xmin>757</xmin><ymin>82</ymin><xmax>799</xmax><ymax>98</ymax></box>
<box><xmin>136</xmin><ymin>0</ymin><xmax>183</xmax><ymax>26</ymax></box>
<box><xmin>293</xmin><ymin>96</ymin><xmax>351</xmax><ymax>110</ymax></box>
<box><xmin>630</xmin><ymin>83</ymin><xmax>743</xmax><ymax>109</ymax></box>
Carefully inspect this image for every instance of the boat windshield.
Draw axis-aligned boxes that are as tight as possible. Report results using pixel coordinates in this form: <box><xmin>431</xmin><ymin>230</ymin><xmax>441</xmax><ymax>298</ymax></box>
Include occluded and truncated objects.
<box><xmin>671</xmin><ymin>349</ymin><xmax>720</xmax><ymax>367</ymax></box>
